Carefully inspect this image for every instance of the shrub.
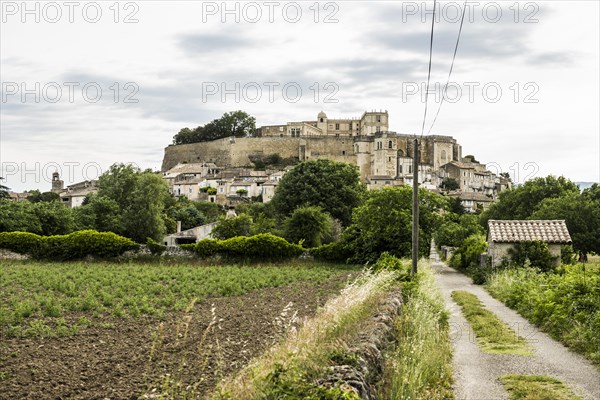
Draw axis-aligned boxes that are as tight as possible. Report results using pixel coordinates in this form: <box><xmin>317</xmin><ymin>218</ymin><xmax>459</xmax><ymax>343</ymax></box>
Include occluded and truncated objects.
<box><xmin>0</xmin><ymin>230</ymin><xmax>139</xmax><ymax>260</ymax></box>
<box><xmin>220</xmin><ymin>234</ymin><xmax>303</xmax><ymax>260</ymax></box>
<box><xmin>309</xmin><ymin>241</ymin><xmax>353</xmax><ymax>263</ymax></box>
<box><xmin>146</xmin><ymin>237</ymin><xmax>167</xmax><ymax>256</ymax></box>
<box><xmin>372</xmin><ymin>252</ymin><xmax>411</xmax><ymax>280</ymax></box>
<box><xmin>184</xmin><ymin>234</ymin><xmax>303</xmax><ymax>261</ymax></box>
<box><xmin>0</xmin><ymin>231</ymin><xmax>43</xmax><ymax>254</ymax></box>
<box><xmin>192</xmin><ymin>238</ymin><xmax>222</xmax><ymax>258</ymax></box>
<box><xmin>509</xmin><ymin>240</ymin><xmax>558</xmax><ymax>272</ymax></box>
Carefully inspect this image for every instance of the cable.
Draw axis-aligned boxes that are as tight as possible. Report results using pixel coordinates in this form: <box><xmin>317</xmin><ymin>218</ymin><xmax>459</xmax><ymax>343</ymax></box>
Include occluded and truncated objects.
<box><xmin>420</xmin><ymin>0</ymin><xmax>437</xmax><ymax>138</ymax></box>
<box><xmin>426</xmin><ymin>0</ymin><xmax>467</xmax><ymax>135</ymax></box>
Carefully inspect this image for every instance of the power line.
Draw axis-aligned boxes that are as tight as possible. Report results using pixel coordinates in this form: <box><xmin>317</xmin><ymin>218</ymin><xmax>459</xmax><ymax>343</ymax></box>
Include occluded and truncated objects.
<box><xmin>426</xmin><ymin>0</ymin><xmax>468</xmax><ymax>135</ymax></box>
<box><xmin>420</xmin><ymin>0</ymin><xmax>437</xmax><ymax>138</ymax></box>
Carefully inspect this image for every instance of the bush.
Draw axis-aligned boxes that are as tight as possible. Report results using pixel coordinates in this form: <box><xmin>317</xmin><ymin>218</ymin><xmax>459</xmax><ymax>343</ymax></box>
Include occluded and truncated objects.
<box><xmin>146</xmin><ymin>237</ymin><xmax>167</xmax><ymax>256</ymax></box>
<box><xmin>309</xmin><ymin>241</ymin><xmax>353</xmax><ymax>263</ymax></box>
<box><xmin>220</xmin><ymin>234</ymin><xmax>303</xmax><ymax>260</ymax></box>
<box><xmin>372</xmin><ymin>252</ymin><xmax>411</xmax><ymax>280</ymax></box>
<box><xmin>449</xmin><ymin>234</ymin><xmax>488</xmax><ymax>283</ymax></box>
<box><xmin>0</xmin><ymin>230</ymin><xmax>139</xmax><ymax>260</ymax></box>
<box><xmin>509</xmin><ymin>240</ymin><xmax>558</xmax><ymax>272</ymax></box>
<box><xmin>0</xmin><ymin>231</ymin><xmax>43</xmax><ymax>254</ymax></box>
<box><xmin>184</xmin><ymin>234</ymin><xmax>303</xmax><ymax>261</ymax></box>
<box><xmin>192</xmin><ymin>238</ymin><xmax>222</xmax><ymax>258</ymax></box>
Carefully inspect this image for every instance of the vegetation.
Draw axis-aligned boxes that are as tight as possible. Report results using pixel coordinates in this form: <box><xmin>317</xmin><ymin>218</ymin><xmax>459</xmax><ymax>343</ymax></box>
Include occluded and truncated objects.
<box><xmin>448</xmin><ymin>234</ymin><xmax>488</xmax><ymax>283</ymax></box>
<box><xmin>346</xmin><ymin>187</ymin><xmax>446</xmax><ymax>263</ymax></box>
<box><xmin>0</xmin><ymin>176</ymin><xmax>9</xmax><ymax>199</ymax></box>
<box><xmin>0</xmin><ymin>230</ymin><xmax>139</xmax><ymax>260</ymax></box>
<box><xmin>486</xmin><ymin>263</ymin><xmax>600</xmax><ymax>365</ymax></box>
<box><xmin>500</xmin><ymin>375</ymin><xmax>582</xmax><ymax>400</ymax></box>
<box><xmin>270</xmin><ymin>159</ymin><xmax>365</xmax><ymax>226</ymax></box>
<box><xmin>172</xmin><ymin>111</ymin><xmax>256</xmax><ymax>145</ymax></box>
<box><xmin>0</xmin><ymin>260</ymin><xmax>353</xmax><ymax>338</ymax></box>
<box><xmin>434</xmin><ymin>213</ymin><xmax>484</xmax><ymax>248</ymax></box>
<box><xmin>183</xmin><ymin>234</ymin><xmax>304</xmax><ymax>261</ymax></box>
<box><xmin>214</xmin><ymin>270</ymin><xmax>397</xmax><ymax>399</ymax></box>
<box><xmin>284</xmin><ymin>206</ymin><xmax>334</xmax><ymax>248</ymax></box>
<box><xmin>451</xmin><ymin>291</ymin><xmax>532</xmax><ymax>355</ymax></box>
<box><xmin>211</xmin><ymin>214</ymin><xmax>253</xmax><ymax>239</ymax></box>
<box><xmin>508</xmin><ymin>241</ymin><xmax>559</xmax><ymax>272</ymax></box>
<box><xmin>379</xmin><ymin>261</ymin><xmax>453</xmax><ymax>400</ymax></box>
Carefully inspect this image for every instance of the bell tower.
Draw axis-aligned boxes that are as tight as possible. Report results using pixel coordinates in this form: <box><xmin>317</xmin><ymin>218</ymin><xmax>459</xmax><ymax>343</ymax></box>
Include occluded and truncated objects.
<box><xmin>51</xmin><ymin>171</ymin><xmax>64</xmax><ymax>193</ymax></box>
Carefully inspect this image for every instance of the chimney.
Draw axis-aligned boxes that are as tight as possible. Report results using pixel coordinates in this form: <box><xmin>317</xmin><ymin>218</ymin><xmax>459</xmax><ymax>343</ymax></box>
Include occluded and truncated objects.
<box><xmin>176</xmin><ymin>221</ymin><xmax>182</xmax><ymax>233</ymax></box>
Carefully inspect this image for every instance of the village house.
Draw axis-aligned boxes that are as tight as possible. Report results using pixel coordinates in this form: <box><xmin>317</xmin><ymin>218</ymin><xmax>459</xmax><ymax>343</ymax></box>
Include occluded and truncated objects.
<box><xmin>486</xmin><ymin>220</ymin><xmax>572</xmax><ymax>267</ymax></box>
<box><xmin>50</xmin><ymin>172</ymin><xmax>98</xmax><ymax>208</ymax></box>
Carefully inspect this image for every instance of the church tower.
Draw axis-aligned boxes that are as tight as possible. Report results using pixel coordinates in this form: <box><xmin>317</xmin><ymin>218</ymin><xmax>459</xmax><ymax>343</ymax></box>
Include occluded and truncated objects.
<box><xmin>317</xmin><ymin>111</ymin><xmax>328</xmax><ymax>135</ymax></box>
<box><xmin>51</xmin><ymin>171</ymin><xmax>64</xmax><ymax>193</ymax></box>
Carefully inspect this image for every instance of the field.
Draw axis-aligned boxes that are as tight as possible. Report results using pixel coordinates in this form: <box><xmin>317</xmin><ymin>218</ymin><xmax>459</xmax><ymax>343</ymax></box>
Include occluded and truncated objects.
<box><xmin>0</xmin><ymin>260</ymin><xmax>358</xmax><ymax>399</ymax></box>
<box><xmin>486</xmin><ymin>262</ymin><xmax>600</xmax><ymax>365</ymax></box>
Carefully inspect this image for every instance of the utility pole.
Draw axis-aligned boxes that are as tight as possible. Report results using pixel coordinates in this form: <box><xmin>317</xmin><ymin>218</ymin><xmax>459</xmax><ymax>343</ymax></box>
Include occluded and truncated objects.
<box><xmin>412</xmin><ymin>137</ymin><xmax>419</xmax><ymax>277</ymax></box>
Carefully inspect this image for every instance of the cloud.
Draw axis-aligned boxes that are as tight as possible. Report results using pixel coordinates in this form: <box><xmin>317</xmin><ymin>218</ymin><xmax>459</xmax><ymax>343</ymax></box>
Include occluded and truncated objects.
<box><xmin>178</xmin><ymin>32</ymin><xmax>251</xmax><ymax>54</ymax></box>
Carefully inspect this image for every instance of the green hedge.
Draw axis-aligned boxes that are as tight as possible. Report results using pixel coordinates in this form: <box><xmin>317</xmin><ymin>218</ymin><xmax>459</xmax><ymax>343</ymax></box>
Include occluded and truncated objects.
<box><xmin>309</xmin><ymin>241</ymin><xmax>353</xmax><ymax>263</ymax></box>
<box><xmin>0</xmin><ymin>230</ymin><xmax>139</xmax><ymax>260</ymax></box>
<box><xmin>182</xmin><ymin>234</ymin><xmax>303</xmax><ymax>260</ymax></box>
<box><xmin>0</xmin><ymin>231</ymin><xmax>43</xmax><ymax>255</ymax></box>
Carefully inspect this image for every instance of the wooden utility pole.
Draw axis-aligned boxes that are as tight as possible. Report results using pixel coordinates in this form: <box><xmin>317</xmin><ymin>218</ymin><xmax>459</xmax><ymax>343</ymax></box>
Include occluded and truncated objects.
<box><xmin>412</xmin><ymin>138</ymin><xmax>419</xmax><ymax>277</ymax></box>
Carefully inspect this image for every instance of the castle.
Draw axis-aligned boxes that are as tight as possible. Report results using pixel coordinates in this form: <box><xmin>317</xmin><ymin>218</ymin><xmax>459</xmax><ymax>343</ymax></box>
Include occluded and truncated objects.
<box><xmin>162</xmin><ymin>110</ymin><xmax>509</xmax><ymax>211</ymax></box>
<box><xmin>163</xmin><ymin>110</ymin><xmax>462</xmax><ymax>184</ymax></box>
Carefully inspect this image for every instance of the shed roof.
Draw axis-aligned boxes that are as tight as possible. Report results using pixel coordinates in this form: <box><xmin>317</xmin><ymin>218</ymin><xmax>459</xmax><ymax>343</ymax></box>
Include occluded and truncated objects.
<box><xmin>488</xmin><ymin>220</ymin><xmax>571</xmax><ymax>244</ymax></box>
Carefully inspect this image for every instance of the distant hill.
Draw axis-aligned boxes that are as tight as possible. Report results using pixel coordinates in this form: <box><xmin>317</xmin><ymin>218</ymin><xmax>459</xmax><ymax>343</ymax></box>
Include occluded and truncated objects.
<box><xmin>575</xmin><ymin>182</ymin><xmax>597</xmax><ymax>191</ymax></box>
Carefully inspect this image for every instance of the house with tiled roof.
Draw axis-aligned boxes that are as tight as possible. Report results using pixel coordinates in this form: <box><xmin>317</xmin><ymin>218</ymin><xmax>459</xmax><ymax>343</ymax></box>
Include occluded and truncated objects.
<box><xmin>486</xmin><ymin>220</ymin><xmax>572</xmax><ymax>267</ymax></box>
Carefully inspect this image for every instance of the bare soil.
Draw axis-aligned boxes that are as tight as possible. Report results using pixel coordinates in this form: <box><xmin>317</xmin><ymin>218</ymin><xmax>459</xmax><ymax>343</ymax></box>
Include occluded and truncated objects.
<box><xmin>0</xmin><ymin>272</ymin><xmax>356</xmax><ymax>400</ymax></box>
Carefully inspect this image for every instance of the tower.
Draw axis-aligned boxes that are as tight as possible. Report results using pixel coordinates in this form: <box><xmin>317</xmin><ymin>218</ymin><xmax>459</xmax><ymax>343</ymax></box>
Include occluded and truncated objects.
<box><xmin>317</xmin><ymin>111</ymin><xmax>328</xmax><ymax>135</ymax></box>
<box><xmin>51</xmin><ymin>171</ymin><xmax>64</xmax><ymax>193</ymax></box>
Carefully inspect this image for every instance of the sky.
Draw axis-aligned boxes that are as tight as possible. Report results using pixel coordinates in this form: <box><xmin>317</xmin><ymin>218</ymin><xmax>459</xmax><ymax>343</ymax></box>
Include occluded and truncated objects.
<box><xmin>1</xmin><ymin>0</ymin><xmax>599</xmax><ymax>192</ymax></box>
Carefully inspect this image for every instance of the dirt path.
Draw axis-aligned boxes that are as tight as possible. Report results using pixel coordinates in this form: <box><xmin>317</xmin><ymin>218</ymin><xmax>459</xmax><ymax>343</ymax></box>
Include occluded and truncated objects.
<box><xmin>430</xmin><ymin>246</ymin><xmax>600</xmax><ymax>400</ymax></box>
<box><xmin>0</xmin><ymin>272</ymin><xmax>357</xmax><ymax>400</ymax></box>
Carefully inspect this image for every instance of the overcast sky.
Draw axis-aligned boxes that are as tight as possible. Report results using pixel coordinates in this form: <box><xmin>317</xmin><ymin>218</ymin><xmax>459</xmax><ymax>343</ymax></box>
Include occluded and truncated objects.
<box><xmin>1</xmin><ymin>0</ymin><xmax>598</xmax><ymax>192</ymax></box>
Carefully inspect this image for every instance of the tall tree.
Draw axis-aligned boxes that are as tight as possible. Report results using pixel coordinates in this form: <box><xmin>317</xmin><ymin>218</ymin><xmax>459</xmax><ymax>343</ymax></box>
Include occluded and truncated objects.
<box><xmin>481</xmin><ymin>176</ymin><xmax>579</xmax><ymax>223</ymax></box>
<box><xmin>270</xmin><ymin>159</ymin><xmax>365</xmax><ymax>226</ymax></box>
<box><xmin>0</xmin><ymin>177</ymin><xmax>10</xmax><ymax>199</ymax></box>
<box><xmin>284</xmin><ymin>206</ymin><xmax>333</xmax><ymax>248</ymax></box>
<box><xmin>172</xmin><ymin>111</ymin><xmax>256</xmax><ymax>144</ymax></box>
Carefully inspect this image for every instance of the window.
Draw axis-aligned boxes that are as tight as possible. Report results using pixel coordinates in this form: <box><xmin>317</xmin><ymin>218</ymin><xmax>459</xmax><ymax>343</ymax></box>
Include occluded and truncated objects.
<box><xmin>320</xmin><ymin>118</ymin><xmax>324</xmax><ymax>123</ymax></box>
<box><xmin>279</xmin><ymin>126</ymin><xmax>284</xmax><ymax>131</ymax></box>
<box><xmin>399</xmin><ymin>165</ymin><xmax>403</xmax><ymax>173</ymax></box>
<box><xmin>342</xmin><ymin>151</ymin><xmax>346</xmax><ymax>155</ymax></box>
<box><xmin>377</xmin><ymin>115</ymin><xmax>381</xmax><ymax>122</ymax></box>
<box><xmin>388</xmin><ymin>141</ymin><xmax>393</xmax><ymax>149</ymax></box>
<box><xmin>376</xmin><ymin>126</ymin><xmax>381</xmax><ymax>132</ymax></box>
<box><xmin>335</xmin><ymin>123</ymin><xmax>340</xmax><ymax>130</ymax></box>
<box><xmin>388</xmin><ymin>157</ymin><xmax>391</xmax><ymax>162</ymax></box>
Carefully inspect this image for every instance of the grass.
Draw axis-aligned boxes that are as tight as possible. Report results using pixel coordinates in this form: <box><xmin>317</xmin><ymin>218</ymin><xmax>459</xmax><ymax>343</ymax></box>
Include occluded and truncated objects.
<box><xmin>486</xmin><ymin>263</ymin><xmax>600</xmax><ymax>365</ymax></box>
<box><xmin>451</xmin><ymin>291</ymin><xmax>533</xmax><ymax>355</ymax></box>
<box><xmin>0</xmin><ymin>260</ymin><xmax>357</xmax><ymax>338</ymax></box>
<box><xmin>500</xmin><ymin>375</ymin><xmax>582</xmax><ymax>400</ymax></box>
<box><xmin>378</xmin><ymin>260</ymin><xmax>454</xmax><ymax>400</ymax></box>
<box><xmin>213</xmin><ymin>269</ymin><xmax>398</xmax><ymax>399</ymax></box>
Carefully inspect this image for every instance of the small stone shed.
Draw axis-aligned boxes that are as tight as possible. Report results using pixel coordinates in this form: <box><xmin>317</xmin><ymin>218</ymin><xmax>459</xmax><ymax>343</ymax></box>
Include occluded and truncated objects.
<box><xmin>486</xmin><ymin>220</ymin><xmax>572</xmax><ymax>267</ymax></box>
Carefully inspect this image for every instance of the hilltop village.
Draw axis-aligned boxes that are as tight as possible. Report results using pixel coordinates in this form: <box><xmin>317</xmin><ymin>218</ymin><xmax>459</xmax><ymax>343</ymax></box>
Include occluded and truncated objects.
<box><xmin>160</xmin><ymin>110</ymin><xmax>511</xmax><ymax>213</ymax></box>
<box><xmin>41</xmin><ymin>110</ymin><xmax>510</xmax><ymax>214</ymax></box>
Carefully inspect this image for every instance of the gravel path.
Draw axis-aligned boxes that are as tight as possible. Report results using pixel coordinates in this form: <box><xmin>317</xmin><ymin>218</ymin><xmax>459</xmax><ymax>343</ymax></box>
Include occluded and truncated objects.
<box><xmin>429</xmin><ymin>246</ymin><xmax>600</xmax><ymax>400</ymax></box>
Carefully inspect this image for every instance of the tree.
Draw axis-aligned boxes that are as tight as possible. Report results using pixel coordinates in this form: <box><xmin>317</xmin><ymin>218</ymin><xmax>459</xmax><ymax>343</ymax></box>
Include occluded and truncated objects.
<box><xmin>169</xmin><ymin>205</ymin><xmax>206</xmax><ymax>231</ymax></box>
<box><xmin>440</xmin><ymin>177</ymin><xmax>460</xmax><ymax>191</ymax></box>
<box><xmin>236</xmin><ymin>188</ymin><xmax>248</xmax><ymax>197</ymax></box>
<box><xmin>211</xmin><ymin>214</ymin><xmax>253</xmax><ymax>239</ymax></box>
<box><xmin>32</xmin><ymin>201</ymin><xmax>75</xmax><ymax>235</ymax></box>
<box><xmin>481</xmin><ymin>176</ymin><xmax>579</xmax><ymax>223</ymax></box>
<box><xmin>270</xmin><ymin>159</ymin><xmax>366</xmax><ymax>226</ymax></box>
<box><xmin>0</xmin><ymin>201</ymin><xmax>42</xmax><ymax>233</ymax></box>
<box><xmin>26</xmin><ymin>190</ymin><xmax>61</xmax><ymax>203</ymax></box>
<box><xmin>0</xmin><ymin>177</ymin><xmax>10</xmax><ymax>199</ymax></box>
<box><xmin>346</xmin><ymin>187</ymin><xmax>446</xmax><ymax>262</ymax></box>
<box><xmin>97</xmin><ymin>164</ymin><xmax>171</xmax><ymax>242</ymax></box>
<box><xmin>172</xmin><ymin>111</ymin><xmax>256</xmax><ymax>145</ymax></box>
<box><xmin>531</xmin><ymin>193</ymin><xmax>600</xmax><ymax>262</ymax></box>
<box><xmin>284</xmin><ymin>206</ymin><xmax>333</xmax><ymax>248</ymax></box>
<box><xmin>73</xmin><ymin>194</ymin><xmax>124</xmax><ymax>233</ymax></box>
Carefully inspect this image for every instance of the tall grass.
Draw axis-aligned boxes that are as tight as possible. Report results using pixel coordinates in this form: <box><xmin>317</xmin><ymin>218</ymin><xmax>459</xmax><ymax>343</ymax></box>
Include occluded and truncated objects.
<box><xmin>213</xmin><ymin>270</ymin><xmax>398</xmax><ymax>399</ymax></box>
<box><xmin>378</xmin><ymin>261</ymin><xmax>454</xmax><ymax>400</ymax></box>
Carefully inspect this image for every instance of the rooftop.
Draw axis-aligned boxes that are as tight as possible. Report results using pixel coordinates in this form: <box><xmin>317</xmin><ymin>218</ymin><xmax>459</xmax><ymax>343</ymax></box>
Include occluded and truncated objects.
<box><xmin>488</xmin><ymin>220</ymin><xmax>572</xmax><ymax>244</ymax></box>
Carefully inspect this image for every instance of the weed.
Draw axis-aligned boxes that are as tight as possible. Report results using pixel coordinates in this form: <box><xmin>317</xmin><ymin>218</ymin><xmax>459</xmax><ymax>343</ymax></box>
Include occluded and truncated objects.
<box><xmin>500</xmin><ymin>374</ymin><xmax>582</xmax><ymax>400</ymax></box>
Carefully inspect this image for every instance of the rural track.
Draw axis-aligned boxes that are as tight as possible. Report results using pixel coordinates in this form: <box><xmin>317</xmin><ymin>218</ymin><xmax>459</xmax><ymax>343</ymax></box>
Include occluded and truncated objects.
<box><xmin>429</xmin><ymin>246</ymin><xmax>600</xmax><ymax>400</ymax></box>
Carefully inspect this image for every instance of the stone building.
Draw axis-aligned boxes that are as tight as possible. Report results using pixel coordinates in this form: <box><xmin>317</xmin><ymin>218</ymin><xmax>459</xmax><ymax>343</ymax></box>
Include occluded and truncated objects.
<box><xmin>486</xmin><ymin>220</ymin><xmax>572</xmax><ymax>267</ymax></box>
<box><xmin>50</xmin><ymin>172</ymin><xmax>98</xmax><ymax>208</ymax></box>
<box><xmin>256</xmin><ymin>110</ymin><xmax>389</xmax><ymax>138</ymax></box>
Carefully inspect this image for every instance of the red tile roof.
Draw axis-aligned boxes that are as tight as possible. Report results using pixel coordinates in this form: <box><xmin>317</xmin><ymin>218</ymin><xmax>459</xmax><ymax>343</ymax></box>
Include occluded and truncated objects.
<box><xmin>488</xmin><ymin>220</ymin><xmax>571</xmax><ymax>243</ymax></box>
